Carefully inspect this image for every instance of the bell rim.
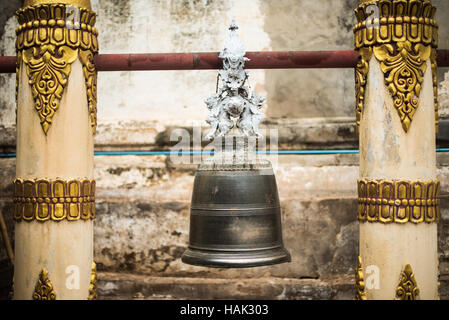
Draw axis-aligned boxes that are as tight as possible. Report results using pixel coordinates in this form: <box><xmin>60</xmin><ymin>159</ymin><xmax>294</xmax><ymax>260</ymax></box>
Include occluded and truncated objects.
<box><xmin>181</xmin><ymin>247</ymin><xmax>291</xmax><ymax>268</ymax></box>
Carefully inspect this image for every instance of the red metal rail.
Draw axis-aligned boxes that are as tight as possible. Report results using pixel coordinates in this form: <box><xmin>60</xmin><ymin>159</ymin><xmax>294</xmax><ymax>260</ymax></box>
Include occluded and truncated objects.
<box><xmin>0</xmin><ymin>56</ymin><xmax>15</xmax><ymax>73</ymax></box>
<box><xmin>94</xmin><ymin>50</ymin><xmax>359</xmax><ymax>71</ymax></box>
<box><xmin>1</xmin><ymin>50</ymin><xmax>449</xmax><ymax>73</ymax></box>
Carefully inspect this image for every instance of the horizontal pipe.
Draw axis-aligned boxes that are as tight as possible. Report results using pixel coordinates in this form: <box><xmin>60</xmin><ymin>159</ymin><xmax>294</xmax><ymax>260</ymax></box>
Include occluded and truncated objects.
<box><xmin>438</xmin><ymin>49</ymin><xmax>449</xmax><ymax>68</ymax></box>
<box><xmin>2</xmin><ymin>149</ymin><xmax>449</xmax><ymax>158</ymax></box>
<box><xmin>1</xmin><ymin>50</ymin><xmax>448</xmax><ymax>73</ymax></box>
<box><xmin>0</xmin><ymin>56</ymin><xmax>15</xmax><ymax>73</ymax></box>
<box><xmin>95</xmin><ymin>150</ymin><xmax>361</xmax><ymax>156</ymax></box>
<box><xmin>93</xmin><ymin>50</ymin><xmax>359</xmax><ymax>71</ymax></box>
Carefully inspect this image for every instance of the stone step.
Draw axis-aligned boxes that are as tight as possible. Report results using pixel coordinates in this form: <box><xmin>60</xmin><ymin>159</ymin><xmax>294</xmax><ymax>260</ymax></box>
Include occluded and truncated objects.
<box><xmin>97</xmin><ymin>272</ymin><xmax>355</xmax><ymax>300</ymax></box>
<box><xmin>96</xmin><ymin>273</ymin><xmax>449</xmax><ymax>300</ymax></box>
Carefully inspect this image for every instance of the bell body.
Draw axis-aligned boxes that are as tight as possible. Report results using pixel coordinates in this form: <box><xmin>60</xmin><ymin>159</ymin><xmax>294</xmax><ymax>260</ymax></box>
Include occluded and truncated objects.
<box><xmin>182</xmin><ymin>160</ymin><xmax>291</xmax><ymax>268</ymax></box>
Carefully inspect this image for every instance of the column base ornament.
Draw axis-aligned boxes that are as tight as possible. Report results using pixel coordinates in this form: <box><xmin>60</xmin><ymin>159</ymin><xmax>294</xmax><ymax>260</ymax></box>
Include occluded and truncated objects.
<box><xmin>88</xmin><ymin>262</ymin><xmax>97</xmax><ymax>300</ymax></box>
<box><xmin>13</xmin><ymin>178</ymin><xmax>96</xmax><ymax>222</ymax></box>
<box><xmin>354</xmin><ymin>0</ymin><xmax>438</xmax><ymax>133</ymax></box>
<box><xmin>395</xmin><ymin>264</ymin><xmax>420</xmax><ymax>300</ymax></box>
<box><xmin>356</xmin><ymin>256</ymin><xmax>368</xmax><ymax>300</ymax></box>
<box><xmin>357</xmin><ymin>179</ymin><xmax>440</xmax><ymax>224</ymax></box>
<box><xmin>33</xmin><ymin>269</ymin><xmax>56</xmax><ymax>300</ymax></box>
<box><xmin>15</xmin><ymin>3</ymin><xmax>99</xmax><ymax>135</ymax></box>
<box><xmin>438</xmin><ymin>260</ymin><xmax>441</xmax><ymax>300</ymax></box>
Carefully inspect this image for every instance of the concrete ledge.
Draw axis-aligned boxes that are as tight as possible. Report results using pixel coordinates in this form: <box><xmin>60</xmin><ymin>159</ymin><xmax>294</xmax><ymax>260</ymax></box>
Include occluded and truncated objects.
<box><xmin>2</xmin><ymin>117</ymin><xmax>449</xmax><ymax>153</ymax></box>
<box><xmin>96</xmin><ymin>272</ymin><xmax>449</xmax><ymax>300</ymax></box>
<box><xmin>95</xmin><ymin>272</ymin><xmax>448</xmax><ymax>300</ymax></box>
<box><xmin>97</xmin><ymin>272</ymin><xmax>354</xmax><ymax>300</ymax></box>
<box><xmin>0</xmin><ymin>118</ymin><xmax>358</xmax><ymax>153</ymax></box>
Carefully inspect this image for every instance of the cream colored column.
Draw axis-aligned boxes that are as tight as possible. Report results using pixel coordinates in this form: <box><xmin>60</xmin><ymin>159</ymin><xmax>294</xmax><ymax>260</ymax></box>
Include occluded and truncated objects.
<box><xmin>354</xmin><ymin>0</ymin><xmax>440</xmax><ymax>300</ymax></box>
<box><xmin>13</xmin><ymin>0</ymin><xmax>98</xmax><ymax>300</ymax></box>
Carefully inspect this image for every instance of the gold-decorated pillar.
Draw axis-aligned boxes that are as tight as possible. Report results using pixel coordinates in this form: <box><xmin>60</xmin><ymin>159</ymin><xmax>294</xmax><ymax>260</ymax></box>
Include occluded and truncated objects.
<box><xmin>14</xmin><ymin>0</ymin><xmax>98</xmax><ymax>300</ymax></box>
<box><xmin>354</xmin><ymin>0</ymin><xmax>439</xmax><ymax>300</ymax></box>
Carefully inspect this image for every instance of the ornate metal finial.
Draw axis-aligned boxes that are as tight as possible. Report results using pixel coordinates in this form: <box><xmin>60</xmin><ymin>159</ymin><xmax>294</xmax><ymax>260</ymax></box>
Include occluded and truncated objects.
<box><xmin>204</xmin><ymin>21</ymin><xmax>265</xmax><ymax>141</ymax></box>
<box><xmin>229</xmin><ymin>19</ymin><xmax>238</xmax><ymax>31</ymax></box>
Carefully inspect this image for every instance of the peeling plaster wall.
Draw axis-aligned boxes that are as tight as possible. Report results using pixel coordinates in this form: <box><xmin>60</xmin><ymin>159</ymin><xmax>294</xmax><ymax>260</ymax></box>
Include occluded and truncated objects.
<box><xmin>1</xmin><ymin>1</ymin><xmax>449</xmax><ymax>124</ymax></box>
<box><xmin>85</xmin><ymin>0</ymin><xmax>270</xmax><ymax>123</ymax></box>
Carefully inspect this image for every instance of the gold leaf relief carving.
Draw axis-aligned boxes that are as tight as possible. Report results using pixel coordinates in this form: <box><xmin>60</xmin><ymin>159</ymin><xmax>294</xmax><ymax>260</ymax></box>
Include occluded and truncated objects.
<box><xmin>15</xmin><ymin>3</ymin><xmax>99</xmax><ymax>136</ymax></box>
<box><xmin>354</xmin><ymin>0</ymin><xmax>438</xmax><ymax>133</ymax></box>
<box><xmin>22</xmin><ymin>44</ymin><xmax>78</xmax><ymax>134</ymax></box>
<box><xmin>373</xmin><ymin>41</ymin><xmax>431</xmax><ymax>132</ymax></box>
<box><xmin>88</xmin><ymin>262</ymin><xmax>98</xmax><ymax>300</ymax></box>
<box><xmin>358</xmin><ymin>179</ymin><xmax>440</xmax><ymax>224</ymax></box>
<box><xmin>79</xmin><ymin>49</ymin><xmax>97</xmax><ymax>134</ymax></box>
<box><xmin>437</xmin><ymin>259</ymin><xmax>441</xmax><ymax>300</ymax></box>
<box><xmin>13</xmin><ymin>178</ymin><xmax>96</xmax><ymax>222</ymax></box>
<box><xmin>395</xmin><ymin>264</ymin><xmax>420</xmax><ymax>300</ymax></box>
<box><xmin>15</xmin><ymin>50</ymin><xmax>22</xmax><ymax>123</ymax></box>
<box><xmin>355</xmin><ymin>47</ymin><xmax>373</xmax><ymax>132</ymax></box>
<box><xmin>33</xmin><ymin>269</ymin><xmax>56</xmax><ymax>300</ymax></box>
<box><xmin>356</xmin><ymin>256</ymin><xmax>368</xmax><ymax>300</ymax></box>
<box><xmin>431</xmin><ymin>48</ymin><xmax>439</xmax><ymax>133</ymax></box>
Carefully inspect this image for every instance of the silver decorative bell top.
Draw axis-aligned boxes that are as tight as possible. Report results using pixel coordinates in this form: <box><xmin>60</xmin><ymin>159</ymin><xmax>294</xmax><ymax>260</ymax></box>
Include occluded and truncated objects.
<box><xmin>204</xmin><ymin>20</ymin><xmax>266</xmax><ymax>141</ymax></box>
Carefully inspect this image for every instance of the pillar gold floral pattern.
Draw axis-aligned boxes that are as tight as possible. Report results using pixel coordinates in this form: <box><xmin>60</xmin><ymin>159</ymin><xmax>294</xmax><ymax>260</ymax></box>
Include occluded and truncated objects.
<box><xmin>88</xmin><ymin>262</ymin><xmax>98</xmax><ymax>300</ymax></box>
<box><xmin>13</xmin><ymin>178</ymin><xmax>96</xmax><ymax>222</ymax></box>
<box><xmin>354</xmin><ymin>0</ymin><xmax>438</xmax><ymax>133</ymax></box>
<box><xmin>357</xmin><ymin>179</ymin><xmax>440</xmax><ymax>224</ymax></box>
<box><xmin>395</xmin><ymin>264</ymin><xmax>420</xmax><ymax>300</ymax></box>
<box><xmin>373</xmin><ymin>41</ymin><xmax>431</xmax><ymax>132</ymax></box>
<box><xmin>33</xmin><ymin>269</ymin><xmax>56</xmax><ymax>300</ymax></box>
<box><xmin>15</xmin><ymin>3</ymin><xmax>99</xmax><ymax>134</ymax></box>
<box><xmin>355</xmin><ymin>47</ymin><xmax>372</xmax><ymax>131</ymax></box>
<box><xmin>23</xmin><ymin>45</ymin><xmax>78</xmax><ymax>134</ymax></box>
<box><xmin>355</xmin><ymin>256</ymin><xmax>368</xmax><ymax>300</ymax></box>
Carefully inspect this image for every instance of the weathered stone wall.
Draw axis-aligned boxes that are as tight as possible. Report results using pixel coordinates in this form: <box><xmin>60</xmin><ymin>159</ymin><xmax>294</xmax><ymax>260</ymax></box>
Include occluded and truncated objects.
<box><xmin>1</xmin><ymin>0</ymin><xmax>449</xmax><ymax>299</ymax></box>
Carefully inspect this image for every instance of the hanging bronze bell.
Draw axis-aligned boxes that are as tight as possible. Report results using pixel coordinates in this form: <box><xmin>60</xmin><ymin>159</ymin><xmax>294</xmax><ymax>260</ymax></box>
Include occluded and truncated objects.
<box><xmin>182</xmin><ymin>21</ymin><xmax>290</xmax><ymax>268</ymax></box>
<box><xmin>182</xmin><ymin>148</ymin><xmax>291</xmax><ymax>268</ymax></box>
